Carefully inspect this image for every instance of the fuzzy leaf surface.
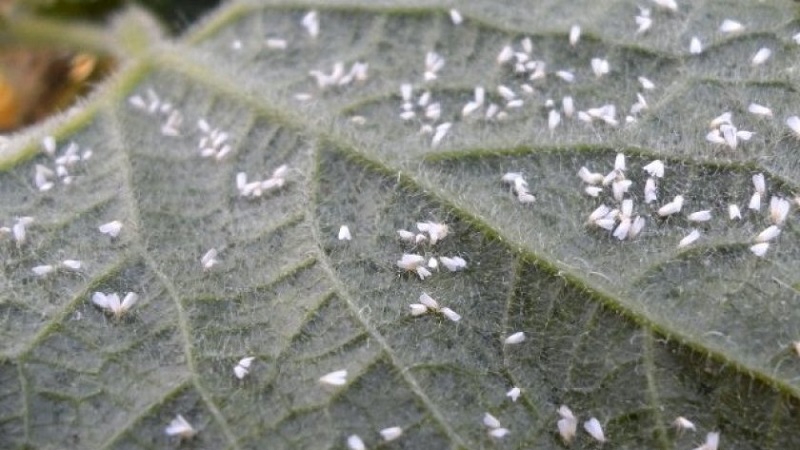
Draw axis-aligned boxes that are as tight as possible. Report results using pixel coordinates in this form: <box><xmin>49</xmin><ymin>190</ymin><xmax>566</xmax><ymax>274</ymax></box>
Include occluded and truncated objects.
<box><xmin>2</xmin><ymin>1</ymin><xmax>800</xmax><ymax>449</ymax></box>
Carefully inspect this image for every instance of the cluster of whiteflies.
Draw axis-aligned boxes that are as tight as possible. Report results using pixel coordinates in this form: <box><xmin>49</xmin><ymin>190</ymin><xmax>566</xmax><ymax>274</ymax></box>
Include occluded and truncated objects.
<box><xmin>463</xmin><ymin>82</ymin><xmax>535</xmax><ymax>123</ymax></box>
<box><xmin>128</xmin><ymin>88</ymin><xmax>184</xmax><ymax>137</ymax></box>
<box><xmin>197</xmin><ymin>118</ymin><xmax>232</xmax><ymax>161</ymax></box>
<box><xmin>495</xmin><ymin>35</ymin><xmax>636</xmax><ymax>128</ymax></box>
<box><xmin>464</xmin><ymin>400</ymin><xmax>717</xmax><ymax>447</ymax></box>
<box><xmin>398</xmin><ymin>83</ymin><xmax>452</xmax><ymax>147</ymax></box>
<box><xmin>35</xmin><ymin>137</ymin><xmax>92</xmax><ymax>191</ymax></box>
<box><xmin>345</xmin><ymin>426</ymin><xmax>403</xmax><ymax>450</ymax></box>
<box><xmin>408</xmin><ymin>292</ymin><xmax>461</xmax><ymax>322</ymax></box>
<box><xmin>747</xmin><ymin>173</ymin><xmax>790</xmax><ymax>257</ymax></box>
<box><xmin>556</xmin><ymin>406</ymin><xmax>606</xmax><ymax>444</ymax></box>
<box><xmin>30</xmin><ymin>259</ymin><xmax>82</xmax><ymax>277</ymax></box>
<box><xmin>575</xmin><ymin>150</ymin><xmax>793</xmax><ymax>255</ymax></box>
<box><xmin>91</xmin><ymin>291</ymin><xmax>139</xmax><ymax>319</ymax></box>
<box><xmin>501</xmin><ymin>172</ymin><xmax>535</xmax><ymax>203</ymax></box>
<box><xmin>0</xmin><ymin>216</ymin><xmax>34</xmax><ymax>247</ymax></box>
<box><xmin>317</xmin><ymin>368</ymin><xmax>404</xmax><ymax>448</ymax></box>
<box><xmin>497</xmin><ymin>36</ymin><xmax>546</xmax><ymax>80</ymax></box>
<box><xmin>493</xmin><ymin>38</ymin><xmax>549</xmax><ymax>123</ymax></box>
<box><xmin>236</xmin><ymin>164</ymin><xmax>289</xmax><ymax>198</ymax></box>
<box><xmin>230</xmin><ymin>31</ymin><xmax>289</xmax><ymax>50</ymax></box>
<box><xmin>423</xmin><ymin>51</ymin><xmax>445</xmax><ymax>81</ymax></box>
<box><xmin>577</xmin><ymin>103</ymin><xmax>621</xmax><ymax>126</ymax></box>
<box><xmin>704</xmin><ymin>109</ymin><xmax>800</xmax><ymax>155</ymax></box>
<box><xmin>309</xmin><ymin>60</ymin><xmax>369</xmax><ymax>89</ymax></box>
<box><xmin>396</xmin><ymin>253</ymin><xmax>466</xmax><ymax>280</ymax></box>
<box><xmin>397</xmin><ymin>221</ymin><xmax>449</xmax><ymax>246</ymax></box>
<box><xmin>705</xmin><ymin>112</ymin><xmax>754</xmax><ymax>150</ymax></box>
<box><xmin>28</xmin><ymin>5</ymin><xmax>800</xmax><ymax>445</ymax></box>
<box><xmin>482</xmin><ymin>412</ymin><xmax>510</xmax><ymax>439</ymax></box>
<box><xmin>579</xmin><ymin>153</ymin><xmax>648</xmax><ymax>241</ymax></box>
<box><xmin>396</xmin><ymin>220</ymin><xmax>468</xmax><ymax>280</ymax></box>
<box><xmin>385</xmin><ymin>7</ymin><xmax>800</xmax><ymax>151</ymax></box>
<box><xmin>5</xmin><ymin>219</ymin><xmax>83</xmax><ymax>284</ymax></box>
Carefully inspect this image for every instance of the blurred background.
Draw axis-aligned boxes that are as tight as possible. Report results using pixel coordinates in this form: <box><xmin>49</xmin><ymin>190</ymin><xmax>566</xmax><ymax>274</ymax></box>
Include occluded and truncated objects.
<box><xmin>0</xmin><ymin>0</ymin><xmax>220</xmax><ymax>132</ymax></box>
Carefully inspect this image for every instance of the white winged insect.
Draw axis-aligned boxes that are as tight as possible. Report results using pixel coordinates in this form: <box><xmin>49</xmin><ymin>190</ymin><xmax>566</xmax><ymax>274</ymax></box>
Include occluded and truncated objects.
<box><xmin>234</xmin><ymin>357</ymin><xmax>255</xmax><ymax>380</ymax></box>
<box><xmin>319</xmin><ymin>369</ymin><xmax>348</xmax><ymax>387</ymax></box>
<box><xmin>380</xmin><ymin>426</ymin><xmax>403</xmax><ymax>442</ymax></box>
<box><xmin>165</xmin><ymin>414</ymin><xmax>196</xmax><ymax>439</ymax></box>
<box><xmin>557</xmin><ymin>405</ymin><xmax>578</xmax><ymax>444</ymax></box>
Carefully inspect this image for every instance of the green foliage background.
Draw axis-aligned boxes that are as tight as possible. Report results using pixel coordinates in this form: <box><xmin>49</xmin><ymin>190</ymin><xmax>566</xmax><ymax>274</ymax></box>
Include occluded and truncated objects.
<box><xmin>2</xmin><ymin>1</ymin><xmax>800</xmax><ymax>448</ymax></box>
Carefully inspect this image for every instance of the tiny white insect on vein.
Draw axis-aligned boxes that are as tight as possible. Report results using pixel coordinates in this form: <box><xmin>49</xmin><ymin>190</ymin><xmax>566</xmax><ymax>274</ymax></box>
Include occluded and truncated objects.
<box><xmin>697</xmin><ymin>431</ymin><xmax>720</xmax><ymax>450</ymax></box>
<box><xmin>787</xmin><ymin>116</ymin><xmax>800</xmax><ymax>138</ymax></box>
<box><xmin>419</xmin><ymin>292</ymin><xmax>439</xmax><ymax>310</ymax></box>
<box><xmin>165</xmin><ymin>414</ymin><xmax>196</xmax><ymax>439</ymax></box>
<box><xmin>506</xmin><ymin>387</ymin><xmax>521</xmax><ymax>402</ymax></box>
<box><xmin>728</xmin><ymin>204</ymin><xmax>742</xmax><ymax>220</ymax></box>
<box><xmin>752</xmin><ymin>173</ymin><xmax>766</xmax><ymax>195</ymax></box>
<box><xmin>301</xmin><ymin>10</ymin><xmax>320</xmax><ymax>38</ymax></box>
<box><xmin>32</xmin><ymin>265</ymin><xmax>54</xmax><ymax>277</ymax></box>
<box><xmin>687</xmin><ymin>210</ymin><xmax>712</xmax><ymax>222</ymax></box>
<box><xmin>569</xmin><ymin>25</ymin><xmax>581</xmax><ymax>46</ymax></box>
<box><xmin>584</xmin><ymin>417</ymin><xmax>606</xmax><ymax>443</ymax></box>
<box><xmin>563</xmin><ymin>96</ymin><xmax>575</xmax><ymax>117</ymax></box>
<box><xmin>690</xmin><ymin>37</ymin><xmax>702</xmax><ymax>54</ymax></box>
<box><xmin>488</xmin><ymin>428</ymin><xmax>510</xmax><ymax>438</ymax></box>
<box><xmin>751</xmin><ymin>47</ymin><xmax>772</xmax><ymax>66</ymax></box>
<box><xmin>234</xmin><ymin>356</ymin><xmax>255</xmax><ymax>380</ymax></box>
<box><xmin>548</xmin><ymin>109</ymin><xmax>561</xmax><ymax>131</ymax></box>
<box><xmin>61</xmin><ymin>260</ymin><xmax>82</xmax><ymax>270</ymax></box>
<box><xmin>347</xmin><ymin>435</ymin><xmax>366</xmax><ymax>450</ymax></box>
<box><xmin>658</xmin><ymin>195</ymin><xmax>684</xmax><ymax>216</ymax></box>
<box><xmin>769</xmin><ymin>197</ymin><xmax>790</xmax><ymax>225</ymax></box>
<box><xmin>719</xmin><ymin>19</ymin><xmax>744</xmax><ymax>33</ymax></box>
<box><xmin>338</xmin><ymin>225</ymin><xmax>352</xmax><ymax>241</ymax></box>
<box><xmin>643</xmin><ymin>160</ymin><xmax>664</xmax><ymax>177</ymax></box>
<box><xmin>449</xmin><ymin>9</ymin><xmax>463</xmax><ymax>25</ymax></box>
<box><xmin>591</xmin><ymin>58</ymin><xmax>610</xmax><ymax>77</ymax></box>
<box><xmin>504</xmin><ymin>331</ymin><xmax>526</xmax><ymax>345</ymax></box>
<box><xmin>673</xmin><ymin>416</ymin><xmax>696</xmax><ymax>432</ymax></box>
<box><xmin>265</xmin><ymin>38</ymin><xmax>287</xmax><ymax>49</ymax></box>
<box><xmin>483</xmin><ymin>412</ymin><xmax>501</xmax><ymax>429</ymax></box>
<box><xmin>678</xmin><ymin>229</ymin><xmax>701</xmax><ymax>248</ymax></box>
<box><xmin>651</xmin><ymin>0</ymin><xmax>678</xmax><ymax>12</ymax></box>
<box><xmin>409</xmin><ymin>303</ymin><xmax>428</xmax><ymax>316</ymax></box>
<box><xmin>380</xmin><ymin>426</ymin><xmax>403</xmax><ymax>441</ymax></box>
<box><xmin>201</xmin><ymin>248</ymin><xmax>218</xmax><ymax>270</ymax></box>
<box><xmin>750</xmin><ymin>242</ymin><xmax>769</xmax><ymax>257</ymax></box>
<box><xmin>557</xmin><ymin>405</ymin><xmax>578</xmax><ymax>444</ymax></box>
<box><xmin>439</xmin><ymin>256</ymin><xmax>467</xmax><ymax>272</ymax></box>
<box><xmin>319</xmin><ymin>369</ymin><xmax>348</xmax><ymax>386</ymax></box>
<box><xmin>42</xmin><ymin>136</ymin><xmax>56</xmax><ymax>155</ymax></box>
<box><xmin>635</xmin><ymin>14</ymin><xmax>652</xmax><ymax>35</ymax></box>
<box><xmin>440</xmin><ymin>307</ymin><xmax>461</xmax><ymax>322</ymax></box>
<box><xmin>755</xmin><ymin>225</ymin><xmax>781</xmax><ymax>243</ymax></box>
<box><xmin>98</xmin><ymin>220</ymin><xmax>123</xmax><ymax>238</ymax></box>
<box><xmin>747</xmin><ymin>103</ymin><xmax>772</xmax><ymax>117</ymax></box>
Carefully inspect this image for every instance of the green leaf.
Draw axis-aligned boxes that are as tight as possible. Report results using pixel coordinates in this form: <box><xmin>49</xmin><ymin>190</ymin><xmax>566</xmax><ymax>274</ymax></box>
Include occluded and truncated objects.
<box><xmin>2</xmin><ymin>1</ymin><xmax>800</xmax><ymax>448</ymax></box>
